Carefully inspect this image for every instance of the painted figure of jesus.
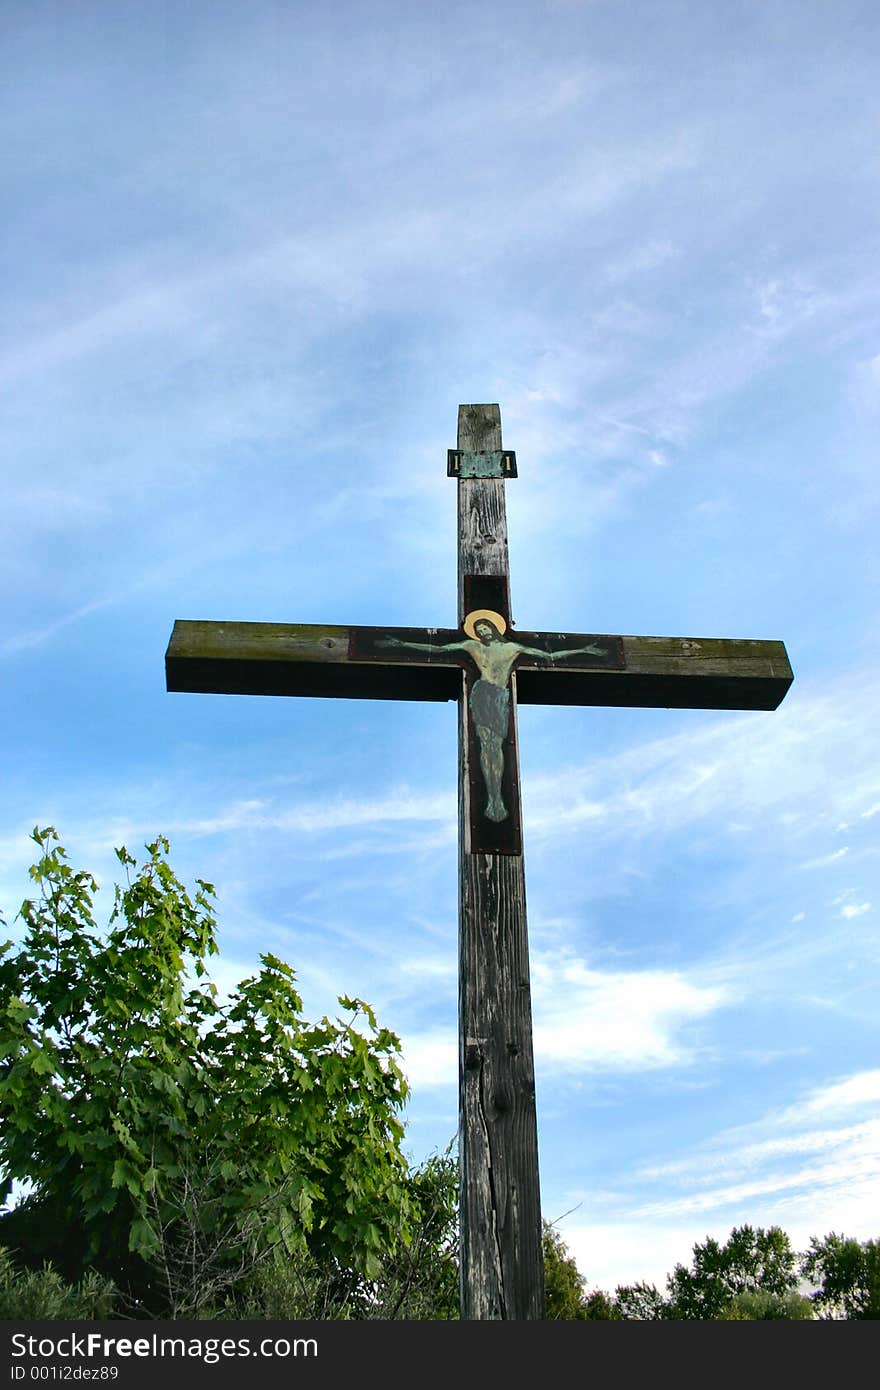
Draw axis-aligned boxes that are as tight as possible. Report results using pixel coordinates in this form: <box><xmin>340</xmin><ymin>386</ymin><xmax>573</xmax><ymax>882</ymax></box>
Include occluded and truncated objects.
<box><xmin>379</xmin><ymin>611</ymin><xmax>607</xmax><ymax>822</ymax></box>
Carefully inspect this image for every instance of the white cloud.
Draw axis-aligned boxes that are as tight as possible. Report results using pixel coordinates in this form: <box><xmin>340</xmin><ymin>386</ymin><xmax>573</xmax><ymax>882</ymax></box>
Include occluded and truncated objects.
<box><xmin>840</xmin><ymin>902</ymin><xmax>871</xmax><ymax>920</ymax></box>
<box><xmin>532</xmin><ymin>952</ymin><xmax>726</xmax><ymax>1071</ymax></box>
<box><xmin>396</xmin><ymin>955</ymin><xmax>456</xmax><ymax>983</ymax></box>
<box><xmin>394</xmin><ymin>949</ymin><xmax>728</xmax><ymax>1092</ymax></box>
<box><xmin>560</xmin><ymin>1219</ymin><xmax>710</xmax><ymax>1293</ymax></box>
<box><xmin>398</xmin><ymin>1030</ymin><xmax>456</xmax><ymax>1091</ymax></box>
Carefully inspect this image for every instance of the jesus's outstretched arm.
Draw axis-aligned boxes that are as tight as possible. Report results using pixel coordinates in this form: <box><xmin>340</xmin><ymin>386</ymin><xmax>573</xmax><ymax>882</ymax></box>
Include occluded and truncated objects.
<box><xmin>514</xmin><ymin>640</ymin><xmax>608</xmax><ymax>662</ymax></box>
<box><xmin>376</xmin><ymin>636</ymin><xmax>467</xmax><ymax>655</ymax></box>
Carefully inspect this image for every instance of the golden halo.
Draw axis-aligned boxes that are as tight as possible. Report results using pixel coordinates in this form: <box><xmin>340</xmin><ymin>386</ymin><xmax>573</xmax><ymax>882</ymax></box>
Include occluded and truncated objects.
<box><xmin>463</xmin><ymin>609</ymin><xmax>507</xmax><ymax>639</ymax></box>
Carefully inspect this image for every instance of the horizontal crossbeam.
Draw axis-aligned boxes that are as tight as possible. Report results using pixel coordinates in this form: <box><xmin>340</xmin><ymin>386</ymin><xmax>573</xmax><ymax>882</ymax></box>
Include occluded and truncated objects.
<box><xmin>166</xmin><ymin>619</ymin><xmax>793</xmax><ymax>711</ymax></box>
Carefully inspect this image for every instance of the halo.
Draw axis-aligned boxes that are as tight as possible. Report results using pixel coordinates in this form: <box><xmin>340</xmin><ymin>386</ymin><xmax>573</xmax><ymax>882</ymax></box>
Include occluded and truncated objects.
<box><xmin>463</xmin><ymin>609</ymin><xmax>507</xmax><ymax>640</ymax></box>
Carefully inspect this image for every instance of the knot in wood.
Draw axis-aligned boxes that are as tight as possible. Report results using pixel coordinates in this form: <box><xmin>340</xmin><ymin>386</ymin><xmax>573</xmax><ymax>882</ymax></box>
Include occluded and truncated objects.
<box><xmin>491</xmin><ymin>1081</ymin><xmax>514</xmax><ymax>1115</ymax></box>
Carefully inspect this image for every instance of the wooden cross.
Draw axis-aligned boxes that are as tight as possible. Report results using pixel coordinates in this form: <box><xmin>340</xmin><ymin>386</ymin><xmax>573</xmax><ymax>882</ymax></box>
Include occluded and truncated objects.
<box><xmin>165</xmin><ymin>403</ymin><xmax>793</xmax><ymax>1320</ymax></box>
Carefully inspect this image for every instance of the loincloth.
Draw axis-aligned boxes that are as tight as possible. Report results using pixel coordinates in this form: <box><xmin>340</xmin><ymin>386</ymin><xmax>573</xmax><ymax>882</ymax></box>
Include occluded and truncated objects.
<box><xmin>469</xmin><ymin>678</ymin><xmax>509</xmax><ymax>737</ymax></box>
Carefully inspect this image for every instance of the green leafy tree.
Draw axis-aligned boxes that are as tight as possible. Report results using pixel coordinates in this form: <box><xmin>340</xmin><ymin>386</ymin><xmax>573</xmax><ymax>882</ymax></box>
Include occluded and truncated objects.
<box><xmin>234</xmin><ymin>1147</ymin><xmax>460</xmax><ymax>1320</ymax></box>
<box><xmin>0</xmin><ymin>828</ymin><xmax>414</xmax><ymax>1315</ymax></box>
<box><xmin>372</xmin><ymin>1146</ymin><xmax>459</xmax><ymax>1319</ymax></box>
<box><xmin>802</xmin><ymin>1233</ymin><xmax>880</xmax><ymax>1320</ymax></box>
<box><xmin>614</xmin><ymin>1280</ymin><xmax>668</xmax><ymax>1320</ymax></box>
<box><xmin>718</xmin><ymin>1288</ymin><xmax>813</xmax><ymax>1320</ymax></box>
<box><xmin>543</xmin><ymin>1222</ymin><xmax>588</xmax><ymax>1318</ymax></box>
<box><xmin>581</xmin><ymin>1288</ymin><xmax>620</xmax><ymax>1319</ymax></box>
<box><xmin>665</xmin><ymin>1224</ymin><xmax>799</xmax><ymax>1320</ymax></box>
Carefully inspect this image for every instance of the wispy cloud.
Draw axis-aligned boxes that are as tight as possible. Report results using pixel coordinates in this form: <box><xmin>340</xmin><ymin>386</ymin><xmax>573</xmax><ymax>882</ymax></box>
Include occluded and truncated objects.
<box><xmin>167</xmin><ymin>789</ymin><xmax>455</xmax><ymax>836</ymax></box>
<box><xmin>0</xmin><ymin>282</ymin><xmax>195</xmax><ymax>387</ymax></box>
<box><xmin>773</xmin><ymin>1068</ymin><xmax>880</xmax><ymax>1124</ymax></box>
<box><xmin>1</xmin><ymin>595</ymin><xmax>120</xmax><ymax>659</ymax></box>
<box><xmin>560</xmin><ymin>1069</ymin><xmax>880</xmax><ymax>1290</ymax></box>
<box><xmin>523</xmin><ymin>673</ymin><xmax>880</xmax><ymax>851</ymax></box>
<box><xmin>800</xmin><ymin>847</ymin><xmax>849</xmax><ymax>870</ymax></box>
<box><xmin>627</xmin><ymin>1070</ymin><xmax>880</xmax><ymax>1201</ymax></box>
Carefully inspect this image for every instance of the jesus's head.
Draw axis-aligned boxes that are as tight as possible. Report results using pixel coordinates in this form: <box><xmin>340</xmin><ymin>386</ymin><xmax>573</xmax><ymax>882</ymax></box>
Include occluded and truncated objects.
<box><xmin>474</xmin><ymin>618</ymin><xmax>501</xmax><ymax>644</ymax></box>
<box><xmin>463</xmin><ymin>608</ymin><xmax>508</xmax><ymax>643</ymax></box>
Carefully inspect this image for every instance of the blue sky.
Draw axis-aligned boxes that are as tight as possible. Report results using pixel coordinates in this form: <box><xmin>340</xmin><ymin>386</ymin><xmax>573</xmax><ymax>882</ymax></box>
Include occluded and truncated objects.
<box><xmin>2</xmin><ymin>0</ymin><xmax>879</xmax><ymax>1294</ymax></box>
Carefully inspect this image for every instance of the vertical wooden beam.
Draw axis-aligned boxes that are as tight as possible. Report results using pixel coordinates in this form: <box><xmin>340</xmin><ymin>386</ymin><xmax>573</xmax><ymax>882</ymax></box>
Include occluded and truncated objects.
<box><xmin>456</xmin><ymin>404</ymin><xmax>545</xmax><ymax>1320</ymax></box>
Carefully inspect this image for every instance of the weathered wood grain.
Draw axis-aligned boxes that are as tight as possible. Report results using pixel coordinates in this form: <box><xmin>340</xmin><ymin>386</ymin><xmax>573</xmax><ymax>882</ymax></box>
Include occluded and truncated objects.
<box><xmin>457</xmin><ymin>402</ymin><xmax>502</xmax><ymax>453</ymax></box>
<box><xmin>457</xmin><ymin>403</ymin><xmax>545</xmax><ymax>1320</ymax></box>
<box><xmin>457</xmin><ymin>404</ymin><xmax>508</xmax><ymax>602</ymax></box>
<box><xmin>166</xmin><ymin>619</ymin><xmax>792</xmax><ymax>711</ymax></box>
<box><xmin>516</xmin><ymin>634</ymin><xmax>792</xmax><ymax>710</ymax></box>
<box><xmin>164</xmin><ymin>619</ymin><xmax>460</xmax><ymax>702</ymax></box>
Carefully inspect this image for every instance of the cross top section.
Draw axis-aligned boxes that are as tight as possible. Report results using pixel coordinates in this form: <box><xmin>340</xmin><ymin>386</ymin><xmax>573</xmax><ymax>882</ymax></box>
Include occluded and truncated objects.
<box><xmin>447</xmin><ymin>402</ymin><xmax>517</xmax><ymax>477</ymax></box>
